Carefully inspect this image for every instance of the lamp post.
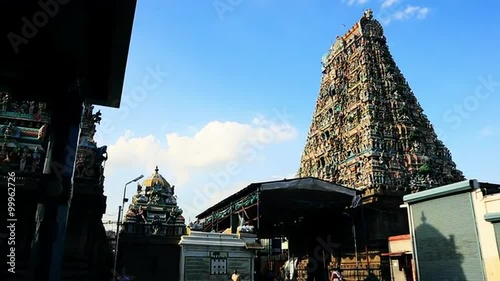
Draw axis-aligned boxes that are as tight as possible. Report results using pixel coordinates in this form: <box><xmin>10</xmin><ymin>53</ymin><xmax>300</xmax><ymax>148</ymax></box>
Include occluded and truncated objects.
<box><xmin>113</xmin><ymin>174</ymin><xmax>144</xmax><ymax>277</ymax></box>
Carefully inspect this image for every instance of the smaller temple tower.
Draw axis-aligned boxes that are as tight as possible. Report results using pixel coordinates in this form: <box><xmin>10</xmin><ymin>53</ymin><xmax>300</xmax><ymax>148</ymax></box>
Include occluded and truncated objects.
<box><xmin>118</xmin><ymin>166</ymin><xmax>186</xmax><ymax>281</ymax></box>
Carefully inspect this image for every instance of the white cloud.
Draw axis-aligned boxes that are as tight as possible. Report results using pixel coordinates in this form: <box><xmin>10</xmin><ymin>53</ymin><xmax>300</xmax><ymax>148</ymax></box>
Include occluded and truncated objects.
<box><xmin>381</xmin><ymin>0</ymin><xmax>400</xmax><ymax>9</ymax></box>
<box><xmin>105</xmin><ymin>115</ymin><xmax>297</xmax><ymax>185</ymax></box>
<box><xmin>345</xmin><ymin>0</ymin><xmax>369</xmax><ymax>5</ymax></box>
<box><xmin>480</xmin><ymin>127</ymin><xmax>494</xmax><ymax>138</ymax></box>
<box><xmin>393</xmin><ymin>6</ymin><xmax>429</xmax><ymax>20</ymax></box>
<box><xmin>381</xmin><ymin>5</ymin><xmax>429</xmax><ymax>25</ymax></box>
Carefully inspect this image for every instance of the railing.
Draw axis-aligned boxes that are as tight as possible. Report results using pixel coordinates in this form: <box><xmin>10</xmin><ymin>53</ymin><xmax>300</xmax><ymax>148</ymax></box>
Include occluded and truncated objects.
<box><xmin>295</xmin><ymin>267</ymin><xmax>386</xmax><ymax>281</ymax></box>
<box><xmin>122</xmin><ymin>222</ymin><xmax>186</xmax><ymax>236</ymax></box>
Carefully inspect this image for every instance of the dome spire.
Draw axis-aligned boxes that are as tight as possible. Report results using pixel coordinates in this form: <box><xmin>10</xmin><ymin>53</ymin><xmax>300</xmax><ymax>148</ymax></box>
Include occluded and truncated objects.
<box><xmin>155</xmin><ymin>165</ymin><xmax>159</xmax><ymax>173</ymax></box>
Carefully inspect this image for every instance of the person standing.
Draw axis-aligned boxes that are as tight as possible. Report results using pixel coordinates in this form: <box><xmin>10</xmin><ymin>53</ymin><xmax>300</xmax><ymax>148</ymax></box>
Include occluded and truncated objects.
<box><xmin>329</xmin><ymin>270</ymin><xmax>344</xmax><ymax>281</ymax></box>
<box><xmin>232</xmin><ymin>269</ymin><xmax>241</xmax><ymax>281</ymax></box>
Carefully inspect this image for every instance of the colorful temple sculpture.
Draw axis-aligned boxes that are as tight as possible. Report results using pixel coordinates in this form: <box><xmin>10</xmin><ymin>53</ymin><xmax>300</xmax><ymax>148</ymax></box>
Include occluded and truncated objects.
<box><xmin>298</xmin><ymin>9</ymin><xmax>463</xmax><ymax>192</ymax></box>
<box><xmin>62</xmin><ymin>103</ymin><xmax>110</xmax><ymax>281</ymax></box>
<box><xmin>75</xmin><ymin>105</ymin><xmax>108</xmax><ymax>183</ymax></box>
<box><xmin>0</xmin><ymin>92</ymin><xmax>49</xmax><ymax>174</ymax></box>
<box><xmin>296</xmin><ymin>9</ymin><xmax>465</xmax><ymax>279</ymax></box>
<box><xmin>118</xmin><ymin>167</ymin><xmax>186</xmax><ymax>281</ymax></box>
<box><xmin>0</xmin><ymin>97</ymin><xmax>112</xmax><ymax>281</ymax></box>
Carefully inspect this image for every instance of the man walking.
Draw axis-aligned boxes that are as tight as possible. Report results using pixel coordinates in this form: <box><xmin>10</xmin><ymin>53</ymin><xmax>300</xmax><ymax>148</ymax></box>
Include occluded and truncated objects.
<box><xmin>232</xmin><ymin>269</ymin><xmax>241</xmax><ymax>281</ymax></box>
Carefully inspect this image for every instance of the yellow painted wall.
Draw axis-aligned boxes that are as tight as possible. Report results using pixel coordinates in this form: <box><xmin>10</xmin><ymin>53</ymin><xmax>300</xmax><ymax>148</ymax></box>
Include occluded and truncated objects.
<box><xmin>388</xmin><ymin>239</ymin><xmax>412</xmax><ymax>253</ymax></box>
<box><xmin>472</xmin><ymin>190</ymin><xmax>500</xmax><ymax>281</ymax></box>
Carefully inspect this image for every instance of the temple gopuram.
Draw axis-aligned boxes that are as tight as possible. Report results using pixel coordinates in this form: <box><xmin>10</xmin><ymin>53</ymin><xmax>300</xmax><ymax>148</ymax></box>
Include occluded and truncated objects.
<box><xmin>296</xmin><ymin>9</ymin><xmax>465</xmax><ymax>279</ymax></box>
<box><xmin>0</xmin><ymin>96</ymin><xmax>111</xmax><ymax>280</ymax></box>
<box><xmin>117</xmin><ymin>166</ymin><xmax>186</xmax><ymax>281</ymax></box>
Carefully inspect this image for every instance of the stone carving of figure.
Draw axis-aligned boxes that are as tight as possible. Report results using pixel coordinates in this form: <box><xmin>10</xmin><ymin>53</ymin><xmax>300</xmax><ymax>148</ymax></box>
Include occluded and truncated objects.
<box><xmin>149</xmin><ymin>183</ymin><xmax>163</xmax><ymax>204</ymax></box>
<box><xmin>87</xmin><ymin>105</ymin><xmax>94</xmax><ymax>121</ymax></box>
<box><xmin>125</xmin><ymin>208</ymin><xmax>136</xmax><ymax>219</ymax></box>
<box><xmin>32</xmin><ymin>147</ymin><xmax>41</xmax><ymax>172</ymax></box>
<box><xmin>169</xmin><ymin>206</ymin><xmax>183</xmax><ymax>220</ymax></box>
<box><xmin>19</xmin><ymin>146</ymin><xmax>30</xmax><ymax>172</ymax></box>
<box><xmin>165</xmin><ymin>194</ymin><xmax>177</xmax><ymax>205</ymax></box>
<box><xmin>96</xmin><ymin>145</ymin><xmax>108</xmax><ymax>164</ymax></box>
<box><xmin>0</xmin><ymin>144</ymin><xmax>8</xmax><ymax>162</ymax></box>
<box><xmin>75</xmin><ymin>153</ymin><xmax>86</xmax><ymax>176</ymax></box>
<box><xmin>1</xmin><ymin>93</ymin><xmax>10</xmax><ymax>111</ymax></box>
<box><xmin>150</xmin><ymin>214</ymin><xmax>162</xmax><ymax>235</ymax></box>
<box><xmin>133</xmin><ymin>184</ymin><xmax>149</xmax><ymax>204</ymax></box>
<box><xmin>137</xmin><ymin>194</ymin><xmax>149</xmax><ymax>203</ymax></box>
<box><xmin>38</xmin><ymin>102</ymin><xmax>46</xmax><ymax>114</ymax></box>
<box><xmin>82</xmin><ymin>104</ymin><xmax>90</xmax><ymax>119</ymax></box>
<box><xmin>93</xmin><ymin>110</ymin><xmax>102</xmax><ymax>124</ymax></box>
<box><xmin>28</xmin><ymin>101</ymin><xmax>35</xmax><ymax>115</ymax></box>
<box><xmin>4</xmin><ymin>122</ymin><xmax>13</xmax><ymax>139</ymax></box>
<box><xmin>136</xmin><ymin>206</ymin><xmax>146</xmax><ymax>222</ymax></box>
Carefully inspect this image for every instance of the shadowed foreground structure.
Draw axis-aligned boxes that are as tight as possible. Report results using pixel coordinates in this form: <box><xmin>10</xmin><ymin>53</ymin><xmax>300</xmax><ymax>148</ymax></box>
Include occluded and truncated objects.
<box><xmin>0</xmin><ymin>1</ymin><xmax>137</xmax><ymax>280</ymax></box>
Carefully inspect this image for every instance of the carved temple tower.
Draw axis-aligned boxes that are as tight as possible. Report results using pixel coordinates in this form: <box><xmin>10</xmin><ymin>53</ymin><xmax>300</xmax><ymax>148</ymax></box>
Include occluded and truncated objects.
<box><xmin>118</xmin><ymin>166</ymin><xmax>186</xmax><ymax>281</ymax></box>
<box><xmin>298</xmin><ymin>9</ymin><xmax>463</xmax><ymax>196</ymax></box>
<box><xmin>297</xmin><ymin>9</ymin><xmax>464</xmax><ymax>278</ymax></box>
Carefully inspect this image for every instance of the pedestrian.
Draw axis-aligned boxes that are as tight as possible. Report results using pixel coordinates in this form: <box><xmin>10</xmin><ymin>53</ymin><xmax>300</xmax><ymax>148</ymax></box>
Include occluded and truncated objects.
<box><xmin>329</xmin><ymin>270</ymin><xmax>344</xmax><ymax>281</ymax></box>
<box><xmin>232</xmin><ymin>269</ymin><xmax>241</xmax><ymax>281</ymax></box>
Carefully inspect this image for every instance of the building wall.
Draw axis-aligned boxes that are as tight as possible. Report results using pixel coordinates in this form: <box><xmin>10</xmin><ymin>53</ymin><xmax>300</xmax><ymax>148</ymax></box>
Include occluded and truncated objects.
<box><xmin>485</xmin><ymin>195</ymin><xmax>500</xmax><ymax>214</ymax></box>
<box><xmin>387</xmin><ymin>235</ymin><xmax>412</xmax><ymax>281</ymax></box>
<box><xmin>180</xmin><ymin>245</ymin><xmax>253</xmax><ymax>281</ymax></box>
<box><xmin>472</xmin><ymin>190</ymin><xmax>500</xmax><ymax>281</ymax></box>
<box><xmin>388</xmin><ymin>235</ymin><xmax>411</xmax><ymax>253</ymax></box>
<box><xmin>179</xmin><ymin>232</ymin><xmax>256</xmax><ymax>281</ymax></box>
<box><xmin>405</xmin><ymin>180</ymin><xmax>486</xmax><ymax>281</ymax></box>
<box><xmin>119</xmin><ymin>238</ymin><xmax>181</xmax><ymax>281</ymax></box>
<box><xmin>405</xmin><ymin>180</ymin><xmax>500</xmax><ymax>281</ymax></box>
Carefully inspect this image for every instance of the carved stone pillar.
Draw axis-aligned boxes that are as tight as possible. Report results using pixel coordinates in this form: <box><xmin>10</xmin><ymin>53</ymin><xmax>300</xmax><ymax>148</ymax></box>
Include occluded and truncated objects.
<box><xmin>28</xmin><ymin>94</ymin><xmax>84</xmax><ymax>281</ymax></box>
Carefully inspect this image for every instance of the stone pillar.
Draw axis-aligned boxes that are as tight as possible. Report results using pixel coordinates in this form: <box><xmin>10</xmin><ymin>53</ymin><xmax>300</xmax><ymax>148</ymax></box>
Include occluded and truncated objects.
<box><xmin>178</xmin><ymin>245</ymin><xmax>185</xmax><ymax>281</ymax></box>
<box><xmin>230</xmin><ymin>214</ymin><xmax>239</xmax><ymax>234</ymax></box>
<box><xmin>28</xmin><ymin>94</ymin><xmax>84</xmax><ymax>281</ymax></box>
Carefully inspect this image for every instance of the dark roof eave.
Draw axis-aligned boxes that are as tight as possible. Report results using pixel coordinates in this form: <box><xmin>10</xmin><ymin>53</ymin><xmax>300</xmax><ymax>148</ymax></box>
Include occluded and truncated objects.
<box><xmin>195</xmin><ymin>177</ymin><xmax>360</xmax><ymax>219</ymax></box>
<box><xmin>86</xmin><ymin>0</ymin><xmax>137</xmax><ymax>108</ymax></box>
<box><xmin>0</xmin><ymin>0</ymin><xmax>137</xmax><ymax>108</ymax></box>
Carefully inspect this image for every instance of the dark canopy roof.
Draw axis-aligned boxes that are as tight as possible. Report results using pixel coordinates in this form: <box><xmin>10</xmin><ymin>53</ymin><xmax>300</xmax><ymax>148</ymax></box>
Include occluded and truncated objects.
<box><xmin>196</xmin><ymin>177</ymin><xmax>360</xmax><ymax>221</ymax></box>
<box><xmin>0</xmin><ymin>0</ymin><xmax>137</xmax><ymax>107</ymax></box>
<box><xmin>258</xmin><ymin>177</ymin><xmax>358</xmax><ymax>209</ymax></box>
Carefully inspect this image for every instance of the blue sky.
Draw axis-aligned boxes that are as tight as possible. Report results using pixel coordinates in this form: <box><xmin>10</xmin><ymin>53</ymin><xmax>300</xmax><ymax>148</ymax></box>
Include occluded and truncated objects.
<box><xmin>98</xmin><ymin>0</ymin><xmax>500</xmax><ymax>223</ymax></box>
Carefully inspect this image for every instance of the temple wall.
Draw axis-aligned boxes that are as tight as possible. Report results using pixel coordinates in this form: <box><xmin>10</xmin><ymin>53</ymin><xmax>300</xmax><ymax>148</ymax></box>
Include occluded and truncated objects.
<box><xmin>364</xmin><ymin>205</ymin><xmax>409</xmax><ymax>243</ymax></box>
<box><xmin>472</xmin><ymin>189</ymin><xmax>500</xmax><ymax>281</ymax></box>
<box><xmin>179</xmin><ymin>231</ymin><xmax>257</xmax><ymax>281</ymax></box>
<box><xmin>119</xmin><ymin>237</ymin><xmax>181</xmax><ymax>281</ymax></box>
